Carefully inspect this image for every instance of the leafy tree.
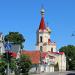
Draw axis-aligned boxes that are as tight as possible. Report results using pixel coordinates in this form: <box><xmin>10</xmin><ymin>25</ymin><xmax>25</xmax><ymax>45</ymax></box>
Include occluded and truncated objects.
<box><xmin>10</xmin><ymin>58</ymin><xmax>16</xmax><ymax>72</ymax></box>
<box><xmin>0</xmin><ymin>61</ymin><xmax>6</xmax><ymax>75</ymax></box>
<box><xmin>3</xmin><ymin>51</ymin><xmax>13</xmax><ymax>63</ymax></box>
<box><xmin>4</xmin><ymin>32</ymin><xmax>25</xmax><ymax>49</ymax></box>
<box><xmin>2</xmin><ymin>51</ymin><xmax>17</xmax><ymax>74</ymax></box>
<box><xmin>17</xmin><ymin>54</ymin><xmax>32</xmax><ymax>75</ymax></box>
<box><xmin>59</xmin><ymin>45</ymin><xmax>75</xmax><ymax>70</ymax></box>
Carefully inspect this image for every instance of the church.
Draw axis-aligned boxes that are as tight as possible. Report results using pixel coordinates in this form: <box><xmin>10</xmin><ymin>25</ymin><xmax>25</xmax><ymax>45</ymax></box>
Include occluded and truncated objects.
<box><xmin>0</xmin><ymin>8</ymin><xmax>66</xmax><ymax>73</ymax></box>
<box><xmin>22</xmin><ymin>8</ymin><xmax>66</xmax><ymax>72</ymax></box>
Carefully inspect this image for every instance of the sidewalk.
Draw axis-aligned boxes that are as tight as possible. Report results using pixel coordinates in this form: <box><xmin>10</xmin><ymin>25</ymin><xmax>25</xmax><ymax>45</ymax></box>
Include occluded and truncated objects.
<box><xmin>29</xmin><ymin>71</ymin><xmax>75</xmax><ymax>75</ymax></box>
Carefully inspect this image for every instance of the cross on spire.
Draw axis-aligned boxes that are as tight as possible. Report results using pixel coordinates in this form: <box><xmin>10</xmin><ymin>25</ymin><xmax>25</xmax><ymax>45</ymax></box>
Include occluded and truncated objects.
<box><xmin>40</xmin><ymin>6</ymin><xmax>45</xmax><ymax>17</ymax></box>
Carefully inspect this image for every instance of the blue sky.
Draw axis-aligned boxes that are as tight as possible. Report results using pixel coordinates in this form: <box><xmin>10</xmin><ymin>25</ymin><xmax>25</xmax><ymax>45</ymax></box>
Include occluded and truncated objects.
<box><xmin>0</xmin><ymin>0</ymin><xmax>75</xmax><ymax>50</ymax></box>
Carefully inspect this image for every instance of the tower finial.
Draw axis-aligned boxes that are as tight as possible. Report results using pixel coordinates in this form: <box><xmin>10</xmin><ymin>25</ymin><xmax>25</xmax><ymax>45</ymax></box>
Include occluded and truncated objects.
<box><xmin>41</xmin><ymin>6</ymin><xmax>45</xmax><ymax>17</ymax></box>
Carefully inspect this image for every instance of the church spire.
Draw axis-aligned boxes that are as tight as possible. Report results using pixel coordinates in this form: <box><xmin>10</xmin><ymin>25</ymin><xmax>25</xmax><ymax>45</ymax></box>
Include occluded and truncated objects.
<box><xmin>39</xmin><ymin>7</ymin><xmax>46</xmax><ymax>30</ymax></box>
<box><xmin>40</xmin><ymin>7</ymin><xmax>45</xmax><ymax>17</ymax></box>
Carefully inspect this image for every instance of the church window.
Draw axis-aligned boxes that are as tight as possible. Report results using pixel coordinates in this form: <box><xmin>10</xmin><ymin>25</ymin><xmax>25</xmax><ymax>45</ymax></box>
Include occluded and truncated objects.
<box><xmin>51</xmin><ymin>48</ymin><xmax>53</xmax><ymax>52</ymax></box>
<box><xmin>40</xmin><ymin>46</ymin><xmax>42</xmax><ymax>52</ymax></box>
<box><xmin>40</xmin><ymin>36</ymin><xmax>42</xmax><ymax>42</ymax></box>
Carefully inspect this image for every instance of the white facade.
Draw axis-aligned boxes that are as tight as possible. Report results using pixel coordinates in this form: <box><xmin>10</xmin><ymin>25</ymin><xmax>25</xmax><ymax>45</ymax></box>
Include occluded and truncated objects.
<box><xmin>0</xmin><ymin>33</ymin><xmax>5</xmax><ymax>54</ymax></box>
<box><xmin>36</xmin><ymin>8</ymin><xmax>56</xmax><ymax>53</ymax></box>
<box><xmin>58</xmin><ymin>54</ymin><xmax>66</xmax><ymax>71</ymax></box>
<box><xmin>36</xmin><ymin>27</ymin><xmax>56</xmax><ymax>52</ymax></box>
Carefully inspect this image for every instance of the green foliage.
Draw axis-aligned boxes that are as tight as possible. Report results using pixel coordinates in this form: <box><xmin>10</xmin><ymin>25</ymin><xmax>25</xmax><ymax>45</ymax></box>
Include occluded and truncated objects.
<box><xmin>69</xmin><ymin>60</ymin><xmax>75</xmax><ymax>70</ymax></box>
<box><xmin>3</xmin><ymin>51</ymin><xmax>13</xmax><ymax>63</ymax></box>
<box><xmin>0</xmin><ymin>61</ymin><xmax>6</xmax><ymax>75</ymax></box>
<box><xmin>17</xmin><ymin>54</ymin><xmax>32</xmax><ymax>75</ymax></box>
<box><xmin>2</xmin><ymin>52</ymin><xmax>16</xmax><ymax>74</ymax></box>
<box><xmin>4</xmin><ymin>32</ymin><xmax>25</xmax><ymax>49</ymax></box>
<box><xmin>10</xmin><ymin>58</ymin><xmax>16</xmax><ymax>71</ymax></box>
<box><xmin>59</xmin><ymin>45</ymin><xmax>75</xmax><ymax>70</ymax></box>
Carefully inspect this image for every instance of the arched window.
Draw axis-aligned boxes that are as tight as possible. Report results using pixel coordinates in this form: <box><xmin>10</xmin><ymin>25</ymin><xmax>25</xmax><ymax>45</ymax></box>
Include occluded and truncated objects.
<box><xmin>51</xmin><ymin>48</ymin><xmax>53</xmax><ymax>52</ymax></box>
<box><xmin>40</xmin><ymin>36</ymin><xmax>42</xmax><ymax>42</ymax></box>
<box><xmin>40</xmin><ymin>46</ymin><xmax>42</xmax><ymax>52</ymax></box>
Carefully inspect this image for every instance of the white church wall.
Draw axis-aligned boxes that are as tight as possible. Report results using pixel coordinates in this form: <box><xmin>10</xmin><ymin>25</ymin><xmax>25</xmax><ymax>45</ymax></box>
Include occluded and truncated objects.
<box><xmin>49</xmin><ymin>65</ymin><xmax>54</xmax><ymax>72</ymax></box>
<box><xmin>58</xmin><ymin>54</ymin><xmax>66</xmax><ymax>71</ymax></box>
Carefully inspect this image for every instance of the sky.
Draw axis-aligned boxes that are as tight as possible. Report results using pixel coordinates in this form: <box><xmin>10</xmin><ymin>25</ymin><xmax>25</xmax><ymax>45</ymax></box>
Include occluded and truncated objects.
<box><xmin>0</xmin><ymin>0</ymin><xmax>75</xmax><ymax>50</ymax></box>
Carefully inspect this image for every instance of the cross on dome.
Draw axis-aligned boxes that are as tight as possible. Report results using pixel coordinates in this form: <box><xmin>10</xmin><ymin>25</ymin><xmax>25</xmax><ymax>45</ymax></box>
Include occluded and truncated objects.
<box><xmin>41</xmin><ymin>7</ymin><xmax>45</xmax><ymax>17</ymax></box>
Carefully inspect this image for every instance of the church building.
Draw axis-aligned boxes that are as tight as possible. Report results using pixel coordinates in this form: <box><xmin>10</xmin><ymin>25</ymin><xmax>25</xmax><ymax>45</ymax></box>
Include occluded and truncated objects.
<box><xmin>22</xmin><ymin>8</ymin><xmax>66</xmax><ymax>72</ymax></box>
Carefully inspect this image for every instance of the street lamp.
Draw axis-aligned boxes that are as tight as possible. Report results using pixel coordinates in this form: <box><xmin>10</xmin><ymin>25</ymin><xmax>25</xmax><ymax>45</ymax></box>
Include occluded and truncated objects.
<box><xmin>69</xmin><ymin>58</ymin><xmax>71</xmax><ymax>61</ymax></box>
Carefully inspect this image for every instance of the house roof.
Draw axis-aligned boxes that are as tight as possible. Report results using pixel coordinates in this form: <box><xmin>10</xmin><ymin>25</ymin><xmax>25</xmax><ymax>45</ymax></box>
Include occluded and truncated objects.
<box><xmin>41</xmin><ymin>52</ymin><xmax>55</xmax><ymax>59</ymax></box>
<box><xmin>5</xmin><ymin>51</ymin><xmax>17</xmax><ymax>58</ymax></box>
<box><xmin>2</xmin><ymin>50</ymin><xmax>64</xmax><ymax>64</ymax></box>
<box><xmin>12</xmin><ymin>51</ymin><xmax>64</xmax><ymax>64</ymax></box>
<box><xmin>12</xmin><ymin>52</ymin><xmax>17</xmax><ymax>58</ymax></box>
<box><xmin>48</xmin><ymin>51</ymin><xmax>64</xmax><ymax>55</ymax></box>
<box><xmin>21</xmin><ymin>50</ymin><xmax>40</xmax><ymax>64</ymax></box>
<box><xmin>52</xmin><ymin>52</ymin><xmax>64</xmax><ymax>55</ymax></box>
<box><xmin>39</xmin><ymin>17</ymin><xmax>46</xmax><ymax>30</ymax></box>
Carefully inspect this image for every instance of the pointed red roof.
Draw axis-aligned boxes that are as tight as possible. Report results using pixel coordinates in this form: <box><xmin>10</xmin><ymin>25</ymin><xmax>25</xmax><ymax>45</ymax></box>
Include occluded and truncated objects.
<box><xmin>39</xmin><ymin>17</ymin><xmax>46</xmax><ymax>30</ymax></box>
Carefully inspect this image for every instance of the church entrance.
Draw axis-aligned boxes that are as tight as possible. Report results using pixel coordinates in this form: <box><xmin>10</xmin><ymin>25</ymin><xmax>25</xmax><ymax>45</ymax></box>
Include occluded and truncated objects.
<box><xmin>54</xmin><ymin>63</ymin><xmax>59</xmax><ymax>71</ymax></box>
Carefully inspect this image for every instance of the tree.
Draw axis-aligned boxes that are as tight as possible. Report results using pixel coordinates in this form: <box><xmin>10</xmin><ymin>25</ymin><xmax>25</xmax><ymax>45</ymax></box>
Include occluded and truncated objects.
<box><xmin>59</xmin><ymin>45</ymin><xmax>75</xmax><ymax>70</ymax></box>
<box><xmin>17</xmin><ymin>54</ymin><xmax>32</xmax><ymax>75</ymax></box>
<box><xmin>0</xmin><ymin>61</ymin><xmax>6</xmax><ymax>75</ymax></box>
<box><xmin>3</xmin><ymin>51</ymin><xmax>13</xmax><ymax>63</ymax></box>
<box><xmin>4</xmin><ymin>32</ymin><xmax>25</xmax><ymax>49</ymax></box>
<box><xmin>10</xmin><ymin>58</ymin><xmax>16</xmax><ymax>72</ymax></box>
<box><xmin>2</xmin><ymin>51</ymin><xmax>17</xmax><ymax>75</ymax></box>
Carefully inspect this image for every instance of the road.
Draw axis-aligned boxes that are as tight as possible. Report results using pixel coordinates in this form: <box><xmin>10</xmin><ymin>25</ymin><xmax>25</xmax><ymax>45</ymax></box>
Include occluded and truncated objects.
<box><xmin>30</xmin><ymin>71</ymin><xmax>75</xmax><ymax>75</ymax></box>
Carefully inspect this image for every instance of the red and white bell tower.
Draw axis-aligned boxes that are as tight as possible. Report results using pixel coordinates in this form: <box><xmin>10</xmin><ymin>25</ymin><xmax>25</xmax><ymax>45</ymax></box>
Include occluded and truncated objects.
<box><xmin>36</xmin><ymin>8</ymin><xmax>56</xmax><ymax>52</ymax></box>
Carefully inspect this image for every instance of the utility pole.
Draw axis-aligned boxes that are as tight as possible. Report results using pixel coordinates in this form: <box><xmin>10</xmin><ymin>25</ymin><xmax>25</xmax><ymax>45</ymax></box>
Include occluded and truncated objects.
<box><xmin>7</xmin><ymin>61</ymin><xmax>10</xmax><ymax>75</ymax></box>
<box><xmin>6</xmin><ymin>51</ymin><xmax>10</xmax><ymax>75</ymax></box>
<box><xmin>4</xmin><ymin>41</ymin><xmax>12</xmax><ymax>75</ymax></box>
